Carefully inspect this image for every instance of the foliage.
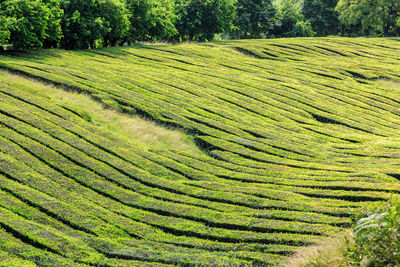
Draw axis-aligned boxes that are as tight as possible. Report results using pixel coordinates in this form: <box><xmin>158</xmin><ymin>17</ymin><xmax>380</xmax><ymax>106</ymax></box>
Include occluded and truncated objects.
<box><xmin>42</xmin><ymin>0</ymin><xmax>64</xmax><ymax>48</ymax></box>
<box><xmin>1</xmin><ymin>0</ymin><xmax>400</xmax><ymax>49</ymax></box>
<box><xmin>231</xmin><ymin>0</ymin><xmax>276</xmax><ymax>39</ymax></box>
<box><xmin>174</xmin><ymin>0</ymin><xmax>237</xmax><ymax>41</ymax></box>
<box><xmin>336</xmin><ymin>0</ymin><xmax>400</xmax><ymax>37</ymax></box>
<box><xmin>0</xmin><ymin>15</ymin><xmax>11</xmax><ymax>45</ymax></box>
<box><xmin>346</xmin><ymin>197</ymin><xmax>400</xmax><ymax>266</ymax></box>
<box><xmin>0</xmin><ymin>0</ymin><xmax>59</xmax><ymax>49</ymax></box>
<box><xmin>61</xmin><ymin>0</ymin><xmax>129</xmax><ymax>49</ymax></box>
<box><xmin>303</xmin><ymin>0</ymin><xmax>339</xmax><ymax>36</ymax></box>
<box><xmin>126</xmin><ymin>0</ymin><xmax>177</xmax><ymax>42</ymax></box>
<box><xmin>273</xmin><ymin>0</ymin><xmax>315</xmax><ymax>37</ymax></box>
<box><xmin>98</xmin><ymin>0</ymin><xmax>130</xmax><ymax>47</ymax></box>
<box><xmin>60</xmin><ymin>0</ymin><xmax>103</xmax><ymax>49</ymax></box>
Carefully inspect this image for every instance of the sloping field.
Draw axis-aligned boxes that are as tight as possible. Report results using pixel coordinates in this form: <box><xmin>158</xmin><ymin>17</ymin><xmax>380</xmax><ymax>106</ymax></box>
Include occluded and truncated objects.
<box><xmin>0</xmin><ymin>37</ymin><xmax>400</xmax><ymax>266</ymax></box>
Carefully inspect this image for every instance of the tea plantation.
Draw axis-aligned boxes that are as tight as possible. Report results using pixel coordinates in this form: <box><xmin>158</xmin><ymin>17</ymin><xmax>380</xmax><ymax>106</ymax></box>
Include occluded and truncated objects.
<box><xmin>0</xmin><ymin>37</ymin><xmax>400</xmax><ymax>266</ymax></box>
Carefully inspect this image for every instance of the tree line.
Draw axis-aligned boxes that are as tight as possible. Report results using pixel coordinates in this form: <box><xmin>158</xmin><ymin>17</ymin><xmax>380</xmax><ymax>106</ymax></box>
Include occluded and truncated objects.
<box><xmin>0</xmin><ymin>0</ymin><xmax>399</xmax><ymax>50</ymax></box>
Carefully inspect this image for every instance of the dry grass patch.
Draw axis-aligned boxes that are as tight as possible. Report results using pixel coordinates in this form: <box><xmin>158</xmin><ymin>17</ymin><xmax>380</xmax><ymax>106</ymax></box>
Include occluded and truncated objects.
<box><xmin>3</xmin><ymin>71</ymin><xmax>200</xmax><ymax>154</ymax></box>
<box><xmin>376</xmin><ymin>78</ymin><xmax>400</xmax><ymax>92</ymax></box>
<box><xmin>281</xmin><ymin>231</ymin><xmax>351</xmax><ymax>267</ymax></box>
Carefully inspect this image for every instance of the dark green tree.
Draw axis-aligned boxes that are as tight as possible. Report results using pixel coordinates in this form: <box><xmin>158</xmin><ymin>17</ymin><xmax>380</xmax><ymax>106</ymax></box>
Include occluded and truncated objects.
<box><xmin>125</xmin><ymin>0</ymin><xmax>177</xmax><ymax>42</ymax></box>
<box><xmin>61</xmin><ymin>0</ymin><xmax>129</xmax><ymax>49</ymax></box>
<box><xmin>0</xmin><ymin>0</ymin><xmax>59</xmax><ymax>49</ymax></box>
<box><xmin>98</xmin><ymin>0</ymin><xmax>129</xmax><ymax>46</ymax></box>
<box><xmin>42</xmin><ymin>0</ymin><xmax>63</xmax><ymax>48</ymax></box>
<box><xmin>303</xmin><ymin>0</ymin><xmax>339</xmax><ymax>36</ymax></box>
<box><xmin>273</xmin><ymin>0</ymin><xmax>315</xmax><ymax>37</ymax></box>
<box><xmin>336</xmin><ymin>0</ymin><xmax>400</xmax><ymax>37</ymax></box>
<box><xmin>174</xmin><ymin>0</ymin><xmax>237</xmax><ymax>41</ymax></box>
<box><xmin>60</xmin><ymin>0</ymin><xmax>102</xmax><ymax>49</ymax></box>
<box><xmin>0</xmin><ymin>15</ymin><xmax>11</xmax><ymax>45</ymax></box>
<box><xmin>232</xmin><ymin>0</ymin><xmax>275</xmax><ymax>39</ymax></box>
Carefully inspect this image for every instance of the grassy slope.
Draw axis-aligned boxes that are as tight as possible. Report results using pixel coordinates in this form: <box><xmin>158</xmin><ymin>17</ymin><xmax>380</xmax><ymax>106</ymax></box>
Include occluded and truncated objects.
<box><xmin>0</xmin><ymin>37</ymin><xmax>399</xmax><ymax>266</ymax></box>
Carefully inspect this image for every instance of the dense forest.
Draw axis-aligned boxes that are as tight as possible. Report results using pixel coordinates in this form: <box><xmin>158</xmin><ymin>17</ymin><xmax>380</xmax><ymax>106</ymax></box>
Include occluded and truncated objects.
<box><xmin>0</xmin><ymin>0</ymin><xmax>399</xmax><ymax>49</ymax></box>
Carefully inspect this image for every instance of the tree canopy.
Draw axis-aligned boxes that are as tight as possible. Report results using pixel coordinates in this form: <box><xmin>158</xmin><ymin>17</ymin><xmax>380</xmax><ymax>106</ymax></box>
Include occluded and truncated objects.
<box><xmin>0</xmin><ymin>15</ymin><xmax>11</xmax><ymax>46</ymax></box>
<box><xmin>273</xmin><ymin>0</ymin><xmax>315</xmax><ymax>37</ymax></box>
<box><xmin>232</xmin><ymin>0</ymin><xmax>275</xmax><ymax>39</ymax></box>
<box><xmin>0</xmin><ymin>0</ymin><xmax>58</xmax><ymax>49</ymax></box>
<box><xmin>126</xmin><ymin>0</ymin><xmax>176</xmax><ymax>42</ymax></box>
<box><xmin>336</xmin><ymin>0</ymin><xmax>400</xmax><ymax>37</ymax></box>
<box><xmin>0</xmin><ymin>0</ymin><xmax>398</xmax><ymax>50</ymax></box>
<box><xmin>60</xmin><ymin>0</ymin><xmax>130</xmax><ymax>49</ymax></box>
<box><xmin>174</xmin><ymin>0</ymin><xmax>236</xmax><ymax>41</ymax></box>
<box><xmin>303</xmin><ymin>0</ymin><xmax>339</xmax><ymax>36</ymax></box>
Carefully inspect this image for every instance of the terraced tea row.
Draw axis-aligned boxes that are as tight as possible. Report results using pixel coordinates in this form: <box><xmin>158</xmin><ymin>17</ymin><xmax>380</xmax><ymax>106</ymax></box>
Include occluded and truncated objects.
<box><xmin>0</xmin><ymin>71</ymin><xmax>321</xmax><ymax>266</ymax></box>
<box><xmin>0</xmin><ymin>37</ymin><xmax>400</xmax><ymax>265</ymax></box>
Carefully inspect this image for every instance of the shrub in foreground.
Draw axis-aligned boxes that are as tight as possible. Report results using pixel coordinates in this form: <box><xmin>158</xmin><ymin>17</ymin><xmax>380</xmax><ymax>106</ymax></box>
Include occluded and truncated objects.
<box><xmin>346</xmin><ymin>197</ymin><xmax>400</xmax><ymax>266</ymax></box>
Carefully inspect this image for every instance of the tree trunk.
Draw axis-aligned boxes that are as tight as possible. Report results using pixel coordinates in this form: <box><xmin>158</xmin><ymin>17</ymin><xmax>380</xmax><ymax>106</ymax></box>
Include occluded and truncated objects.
<box><xmin>110</xmin><ymin>38</ymin><xmax>117</xmax><ymax>47</ymax></box>
<box><xmin>384</xmin><ymin>24</ymin><xmax>390</xmax><ymax>37</ymax></box>
<box><xmin>66</xmin><ymin>39</ymin><xmax>76</xmax><ymax>50</ymax></box>
<box><xmin>89</xmin><ymin>39</ymin><xmax>95</xmax><ymax>49</ymax></box>
<box><xmin>119</xmin><ymin>37</ymin><xmax>128</xmax><ymax>47</ymax></box>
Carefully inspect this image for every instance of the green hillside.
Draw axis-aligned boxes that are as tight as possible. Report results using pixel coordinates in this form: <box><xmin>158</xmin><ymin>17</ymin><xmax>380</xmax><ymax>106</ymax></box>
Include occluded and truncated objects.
<box><xmin>0</xmin><ymin>37</ymin><xmax>400</xmax><ymax>266</ymax></box>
